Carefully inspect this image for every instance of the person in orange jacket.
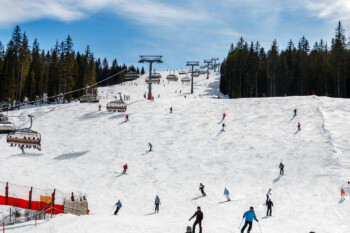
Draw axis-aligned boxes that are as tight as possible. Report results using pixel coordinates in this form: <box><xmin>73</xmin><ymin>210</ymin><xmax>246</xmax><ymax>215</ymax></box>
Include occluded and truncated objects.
<box><xmin>341</xmin><ymin>188</ymin><xmax>345</xmax><ymax>201</ymax></box>
<box><xmin>222</xmin><ymin>113</ymin><xmax>226</xmax><ymax>121</ymax></box>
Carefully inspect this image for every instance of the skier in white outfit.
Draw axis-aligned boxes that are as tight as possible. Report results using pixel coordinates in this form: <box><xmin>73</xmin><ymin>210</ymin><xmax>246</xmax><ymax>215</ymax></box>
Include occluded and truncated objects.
<box><xmin>224</xmin><ymin>188</ymin><xmax>231</xmax><ymax>201</ymax></box>
<box><xmin>266</xmin><ymin>188</ymin><xmax>272</xmax><ymax>202</ymax></box>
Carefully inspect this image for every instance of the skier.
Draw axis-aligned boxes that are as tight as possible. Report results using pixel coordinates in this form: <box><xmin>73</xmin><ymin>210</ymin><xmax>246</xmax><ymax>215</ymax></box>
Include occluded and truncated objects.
<box><xmin>154</xmin><ymin>195</ymin><xmax>161</xmax><ymax>213</ymax></box>
<box><xmin>218</xmin><ymin>94</ymin><xmax>220</xmax><ymax>99</ymax></box>
<box><xmin>279</xmin><ymin>162</ymin><xmax>284</xmax><ymax>176</ymax></box>
<box><xmin>114</xmin><ymin>200</ymin><xmax>122</xmax><ymax>215</ymax></box>
<box><xmin>224</xmin><ymin>188</ymin><xmax>231</xmax><ymax>201</ymax></box>
<box><xmin>99</xmin><ymin>104</ymin><xmax>101</xmax><ymax>111</ymax></box>
<box><xmin>123</xmin><ymin>163</ymin><xmax>128</xmax><ymax>174</ymax></box>
<box><xmin>241</xmin><ymin>206</ymin><xmax>258</xmax><ymax>233</ymax></box>
<box><xmin>170</xmin><ymin>107</ymin><xmax>172</xmax><ymax>114</ymax></box>
<box><xmin>266</xmin><ymin>199</ymin><xmax>273</xmax><ymax>216</ymax></box>
<box><xmin>199</xmin><ymin>183</ymin><xmax>206</xmax><ymax>196</ymax></box>
<box><xmin>266</xmin><ymin>188</ymin><xmax>272</xmax><ymax>202</ymax></box>
<box><xmin>189</xmin><ymin>206</ymin><xmax>203</xmax><ymax>233</ymax></box>
<box><xmin>20</xmin><ymin>145</ymin><xmax>25</xmax><ymax>155</ymax></box>
<box><xmin>222</xmin><ymin>123</ymin><xmax>225</xmax><ymax>131</ymax></box>
<box><xmin>149</xmin><ymin>143</ymin><xmax>153</xmax><ymax>151</ymax></box>
<box><xmin>125</xmin><ymin>114</ymin><xmax>129</xmax><ymax>122</ymax></box>
<box><xmin>298</xmin><ymin>122</ymin><xmax>301</xmax><ymax>131</ymax></box>
<box><xmin>341</xmin><ymin>189</ymin><xmax>346</xmax><ymax>201</ymax></box>
<box><xmin>294</xmin><ymin>108</ymin><xmax>297</xmax><ymax>117</ymax></box>
<box><xmin>222</xmin><ymin>113</ymin><xmax>226</xmax><ymax>121</ymax></box>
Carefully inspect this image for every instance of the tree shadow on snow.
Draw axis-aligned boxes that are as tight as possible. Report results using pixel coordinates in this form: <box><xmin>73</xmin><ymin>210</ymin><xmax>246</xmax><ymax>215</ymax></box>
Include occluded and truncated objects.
<box><xmin>79</xmin><ymin>112</ymin><xmax>104</xmax><ymax>120</ymax></box>
<box><xmin>273</xmin><ymin>175</ymin><xmax>282</xmax><ymax>183</ymax></box>
<box><xmin>109</xmin><ymin>114</ymin><xmax>126</xmax><ymax>120</ymax></box>
<box><xmin>54</xmin><ymin>150</ymin><xmax>88</xmax><ymax>160</ymax></box>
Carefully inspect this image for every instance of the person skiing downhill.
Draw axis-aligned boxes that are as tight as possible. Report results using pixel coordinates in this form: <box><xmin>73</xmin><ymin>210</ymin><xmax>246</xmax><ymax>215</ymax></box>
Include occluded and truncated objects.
<box><xmin>222</xmin><ymin>113</ymin><xmax>226</xmax><ymax>121</ymax></box>
<box><xmin>189</xmin><ymin>206</ymin><xmax>203</xmax><ymax>233</ymax></box>
<box><xmin>224</xmin><ymin>188</ymin><xmax>231</xmax><ymax>201</ymax></box>
<box><xmin>241</xmin><ymin>207</ymin><xmax>258</xmax><ymax>233</ymax></box>
<box><xmin>99</xmin><ymin>104</ymin><xmax>101</xmax><ymax>111</ymax></box>
<box><xmin>279</xmin><ymin>162</ymin><xmax>284</xmax><ymax>176</ymax></box>
<box><xmin>266</xmin><ymin>199</ymin><xmax>273</xmax><ymax>216</ymax></box>
<box><xmin>123</xmin><ymin>163</ymin><xmax>128</xmax><ymax>174</ymax></box>
<box><xmin>294</xmin><ymin>108</ymin><xmax>297</xmax><ymax>117</ymax></box>
<box><xmin>297</xmin><ymin>122</ymin><xmax>301</xmax><ymax>131</ymax></box>
<box><xmin>125</xmin><ymin>114</ymin><xmax>129</xmax><ymax>122</ymax></box>
<box><xmin>341</xmin><ymin>189</ymin><xmax>346</xmax><ymax>201</ymax></box>
<box><xmin>199</xmin><ymin>183</ymin><xmax>206</xmax><ymax>196</ymax></box>
<box><xmin>114</xmin><ymin>200</ymin><xmax>122</xmax><ymax>215</ymax></box>
<box><xmin>20</xmin><ymin>145</ymin><xmax>25</xmax><ymax>155</ymax></box>
<box><xmin>266</xmin><ymin>188</ymin><xmax>272</xmax><ymax>201</ymax></box>
<box><xmin>155</xmin><ymin>195</ymin><xmax>161</xmax><ymax>213</ymax></box>
<box><xmin>149</xmin><ymin>143</ymin><xmax>153</xmax><ymax>151</ymax></box>
<box><xmin>222</xmin><ymin>123</ymin><xmax>225</xmax><ymax>131</ymax></box>
<box><xmin>170</xmin><ymin>107</ymin><xmax>172</xmax><ymax>114</ymax></box>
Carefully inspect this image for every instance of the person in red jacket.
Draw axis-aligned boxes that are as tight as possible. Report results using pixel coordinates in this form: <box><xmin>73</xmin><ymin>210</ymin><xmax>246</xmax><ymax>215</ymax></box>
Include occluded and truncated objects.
<box><xmin>123</xmin><ymin>164</ymin><xmax>128</xmax><ymax>174</ymax></box>
<box><xmin>222</xmin><ymin>113</ymin><xmax>226</xmax><ymax>121</ymax></box>
<box><xmin>125</xmin><ymin>115</ymin><xmax>129</xmax><ymax>122</ymax></box>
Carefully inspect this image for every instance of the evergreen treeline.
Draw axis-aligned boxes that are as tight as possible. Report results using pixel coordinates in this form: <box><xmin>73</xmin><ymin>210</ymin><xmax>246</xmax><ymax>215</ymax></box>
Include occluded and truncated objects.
<box><xmin>220</xmin><ymin>21</ymin><xmax>350</xmax><ymax>98</ymax></box>
<box><xmin>0</xmin><ymin>26</ymin><xmax>142</xmax><ymax>104</ymax></box>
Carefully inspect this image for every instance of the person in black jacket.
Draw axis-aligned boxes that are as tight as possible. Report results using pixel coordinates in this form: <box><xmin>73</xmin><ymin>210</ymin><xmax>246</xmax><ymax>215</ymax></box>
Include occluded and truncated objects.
<box><xmin>199</xmin><ymin>183</ymin><xmax>206</xmax><ymax>196</ymax></box>
<box><xmin>279</xmin><ymin>162</ymin><xmax>284</xmax><ymax>176</ymax></box>
<box><xmin>266</xmin><ymin>199</ymin><xmax>273</xmax><ymax>216</ymax></box>
<box><xmin>189</xmin><ymin>206</ymin><xmax>203</xmax><ymax>233</ymax></box>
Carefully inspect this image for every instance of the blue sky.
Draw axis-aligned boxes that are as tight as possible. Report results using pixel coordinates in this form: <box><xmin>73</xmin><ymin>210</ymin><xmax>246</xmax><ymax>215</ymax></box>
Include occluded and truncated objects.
<box><xmin>0</xmin><ymin>0</ymin><xmax>349</xmax><ymax>70</ymax></box>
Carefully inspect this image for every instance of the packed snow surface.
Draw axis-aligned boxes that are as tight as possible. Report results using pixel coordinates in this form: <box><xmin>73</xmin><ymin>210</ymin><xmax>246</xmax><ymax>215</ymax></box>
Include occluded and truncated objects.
<box><xmin>0</xmin><ymin>72</ymin><xmax>350</xmax><ymax>233</ymax></box>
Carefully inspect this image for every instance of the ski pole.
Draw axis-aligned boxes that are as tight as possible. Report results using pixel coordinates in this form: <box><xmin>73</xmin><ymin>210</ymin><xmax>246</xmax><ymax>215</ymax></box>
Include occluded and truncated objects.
<box><xmin>238</xmin><ymin>218</ymin><xmax>244</xmax><ymax>229</ymax></box>
<box><xmin>258</xmin><ymin>221</ymin><xmax>263</xmax><ymax>233</ymax></box>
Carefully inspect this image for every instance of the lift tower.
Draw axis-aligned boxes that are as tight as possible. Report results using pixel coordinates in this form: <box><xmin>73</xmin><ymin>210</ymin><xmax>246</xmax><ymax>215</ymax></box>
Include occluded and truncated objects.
<box><xmin>139</xmin><ymin>55</ymin><xmax>163</xmax><ymax>100</ymax></box>
<box><xmin>203</xmin><ymin>59</ymin><xmax>212</xmax><ymax>79</ymax></box>
<box><xmin>186</xmin><ymin>61</ymin><xmax>200</xmax><ymax>94</ymax></box>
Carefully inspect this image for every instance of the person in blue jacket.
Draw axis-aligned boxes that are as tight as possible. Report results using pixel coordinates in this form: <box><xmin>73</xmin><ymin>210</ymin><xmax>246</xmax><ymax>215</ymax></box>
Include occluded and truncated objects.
<box><xmin>155</xmin><ymin>195</ymin><xmax>161</xmax><ymax>213</ymax></box>
<box><xmin>114</xmin><ymin>200</ymin><xmax>122</xmax><ymax>215</ymax></box>
<box><xmin>20</xmin><ymin>145</ymin><xmax>25</xmax><ymax>154</ymax></box>
<box><xmin>224</xmin><ymin>188</ymin><xmax>231</xmax><ymax>201</ymax></box>
<box><xmin>241</xmin><ymin>207</ymin><xmax>258</xmax><ymax>233</ymax></box>
<box><xmin>149</xmin><ymin>143</ymin><xmax>153</xmax><ymax>151</ymax></box>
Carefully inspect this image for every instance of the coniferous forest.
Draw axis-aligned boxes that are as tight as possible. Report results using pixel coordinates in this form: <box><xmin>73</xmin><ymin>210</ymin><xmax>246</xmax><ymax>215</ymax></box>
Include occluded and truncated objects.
<box><xmin>0</xmin><ymin>26</ymin><xmax>143</xmax><ymax>104</ymax></box>
<box><xmin>220</xmin><ymin>21</ymin><xmax>350</xmax><ymax>98</ymax></box>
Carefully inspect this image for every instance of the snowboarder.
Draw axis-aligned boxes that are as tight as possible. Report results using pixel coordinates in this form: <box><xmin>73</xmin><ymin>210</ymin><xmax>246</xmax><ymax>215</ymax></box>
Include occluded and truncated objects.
<box><xmin>123</xmin><ymin>163</ymin><xmax>128</xmax><ymax>174</ymax></box>
<box><xmin>154</xmin><ymin>195</ymin><xmax>161</xmax><ymax>213</ymax></box>
<box><xmin>341</xmin><ymin>189</ymin><xmax>346</xmax><ymax>201</ymax></box>
<box><xmin>20</xmin><ymin>145</ymin><xmax>25</xmax><ymax>155</ymax></box>
<box><xmin>222</xmin><ymin>123</ymin><xmax>225</xmax><ymax>131</ymax></box>
<box><xmin>224</xmin><ymin>188</ymin><xmax>231</xmax><ymax>201</ymax></box>
<box><xmin>189</xmin><ymin>206</ymin><xmax>203</xmax><ymax>233</ymax></box>
<box><xmin>279</xmin><ymin>162</ymin><xmax>284</xmax><ymax>176</ymax></box>
<box><xmin>170</xmin><ymin>107</ymin><xmax>172</xmax><ymax>114</ymax></box>
<box><xmin>266</xmin><ymin>199</ymin><xmax>273</xmax><ymax>216</ymax></box>
<box><xmin>125</xmin><ymin>114</ymin><xmax>129</xmax><ymax>122</ymax></box>
<box><xmin>266</xmin><ymin>188</ymin><xmax>272</xmax><ymax>201</ymax></box>
<box><xmin>241</xmin><ymin>207</ymin><xmax>258</xmax><ymax>233</ymax></box>
<box><xmin>114</xmin><ymin>200</ymin><xmax>122</xmax><ymax>215</ymax></box>
<box><xmin>149</xmin><ymin>143</ymin><xmax>153</xmax><ymax>151</ymax></box>
<box><xmin>294</xmin><ymin>108</ymin><xmax>297</xmax><ymax>117</ymax></box>
<box><xmin>199</xmin><ymin>183</ymin><xmax>206</xmax><ymax>196</ymax></box>
<box><xmin>297</xmin><ymin>122</ymin><xmax>301</xmax><ymax>131</ymax></box>
<box><xmin>222</xmin><ymin>113</ymin><xmax>226</xmax><ymax>121</ymax></box>
<box><xmin>99</xmin><ymin>104</ymin><xmax>101</xmax><ymax>111</ymax></box>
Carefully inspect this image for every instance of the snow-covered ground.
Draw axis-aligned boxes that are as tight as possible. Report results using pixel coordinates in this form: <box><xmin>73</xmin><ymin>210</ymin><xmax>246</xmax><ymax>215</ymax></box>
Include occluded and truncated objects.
<box><xmin>0</xmin><ymin>71</ymin><xmax>349</xmax><ymax>233</ymax></box>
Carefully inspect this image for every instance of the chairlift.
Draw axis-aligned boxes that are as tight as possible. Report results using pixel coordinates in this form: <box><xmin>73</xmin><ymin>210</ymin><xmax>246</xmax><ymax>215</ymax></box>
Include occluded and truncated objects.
<box><xmin>125</xmin><ymin>71</ymin><xmax>140</xmax><ymax>81</ymax></box>
<box><xmin>166</xmin><ymin>71</ymin><xmax>178</xmax><ymax>81</ymax></box>
<box><xmin>0</xmin><ymin>113</ymin><xmax>15</xmax><ymax>134</ymax></box>
<box><xmin>145</xmin><ymin>72</ymin><xmax>161</xmax><ymax>84</ymax></box>
<box><xmin>179</xmin><ymin>70</ymin><xmax>187</xmax><ymax>75</ymax></box>
<box><xmin>181</xmin><ymin>77</ymin><xmax>191</xmax><ymax>84</ymax></box>
<box><xmin>80</xmin><ymin>94</ymin><xmax>99</xmax><ymax>103</ymax></box>
<box><xmin>106</xmin><ymin>100</ymin><xmax>127</xmax><ymax>112</ymax></box>
<box><xmin>7</xmin><ymin>115</ymin><xmax>41</xmax><ymax>151</ymax></box>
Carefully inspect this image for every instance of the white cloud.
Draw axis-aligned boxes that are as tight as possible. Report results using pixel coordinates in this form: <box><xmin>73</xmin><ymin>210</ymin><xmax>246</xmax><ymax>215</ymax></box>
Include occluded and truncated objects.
<box><xmin>0</xmin><ymin>0</ymin><xmax>208</xmax><ymax>27</ymax></box>
<box><xmin>304</xmin><ymin>0</ymin><xmax>350</xmax><ymax>21</ymax></box>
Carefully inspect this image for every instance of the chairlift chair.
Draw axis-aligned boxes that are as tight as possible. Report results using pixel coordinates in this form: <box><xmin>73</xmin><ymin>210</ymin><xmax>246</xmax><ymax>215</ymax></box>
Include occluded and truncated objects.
<box><xmin>166</xmin><ymin>71</ymin><xmax>178</xmax><ymax>82</ymax></box>
<box><xmin>106</xmin><ymin>100</ymin><xmax>127</xmax><ymax>112</ymax></box>
<box><xmin>181</xmin><ymin>77</ymin><xmax>191</xmax><ymax>84</ymax></box>
<box><xmin>80</xmin><ymin>94</ymin><xmax>99</xmax><ymax>103</ymax></box>
<box><xmin>6</xmin><ymin>115</ymin><xmax>41</xmax><ymax>150</ymax></box>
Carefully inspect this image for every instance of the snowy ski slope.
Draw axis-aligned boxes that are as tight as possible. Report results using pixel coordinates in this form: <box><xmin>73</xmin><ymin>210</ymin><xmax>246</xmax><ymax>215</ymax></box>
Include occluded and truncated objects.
<box><xmin>0</xmin><ymin>71</ymin><xmax>349</xmax><ymax>233</ymax></box>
